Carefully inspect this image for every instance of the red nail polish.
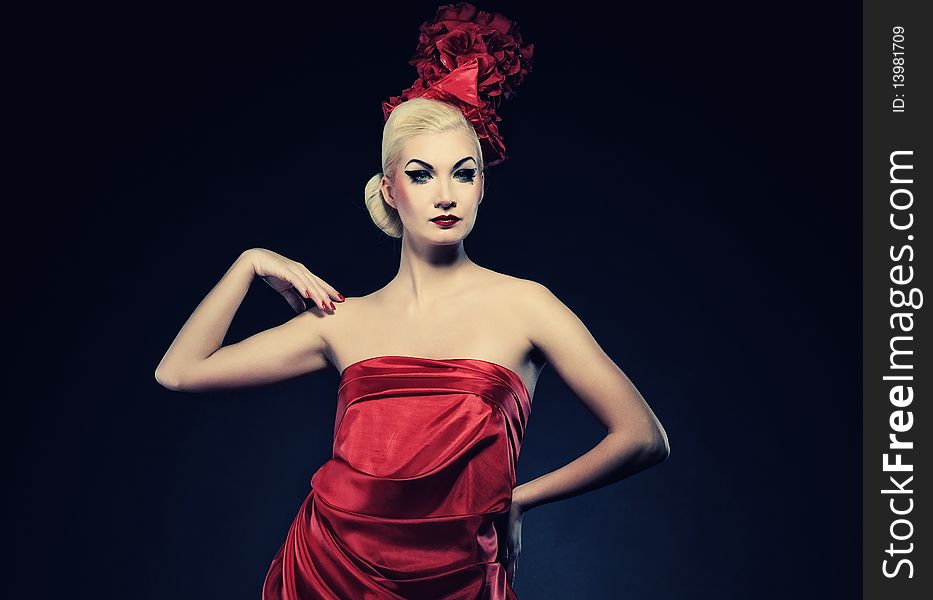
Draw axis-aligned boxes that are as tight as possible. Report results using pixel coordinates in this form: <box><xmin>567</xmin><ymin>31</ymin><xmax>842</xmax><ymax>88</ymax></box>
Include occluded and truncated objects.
<box><xmin>321</xmin><ymin>301</ymin><xmax>327</xmax><ymax>309</ymax></box>
<box><xmin>337</xmin><ymin>293</ymin><xmax>345</xmax><ymax>302</ymax></box>
<box><xmin>330</xmin><ymin>302</ymin><xmax>336</xmax><ymax>310</ymax></box>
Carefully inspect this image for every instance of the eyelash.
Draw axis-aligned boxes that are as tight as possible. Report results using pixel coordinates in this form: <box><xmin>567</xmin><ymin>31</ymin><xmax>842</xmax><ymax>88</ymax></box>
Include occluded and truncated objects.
<box><xmin>404</xmin><ymin>169</ymin><xmax>477</xmax><ymax>185</ymax></box>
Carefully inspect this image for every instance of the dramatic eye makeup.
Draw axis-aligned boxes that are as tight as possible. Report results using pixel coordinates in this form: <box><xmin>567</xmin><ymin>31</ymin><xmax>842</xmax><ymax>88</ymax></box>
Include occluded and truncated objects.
<box><xmin>405</xmin><ymin>168</ymin><xmax>477</xmax><ymax>185</ymax></box>
<box><xmin>403</xmin><ymin>157</ymin><xmax>478</xmax><ymax>185</ymax></box>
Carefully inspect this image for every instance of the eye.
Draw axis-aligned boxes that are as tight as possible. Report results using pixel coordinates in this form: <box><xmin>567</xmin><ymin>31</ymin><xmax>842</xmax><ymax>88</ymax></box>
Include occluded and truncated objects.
<box><xmin>455</xmin><ymin>168</ymin><xmax>477</xmax><ymax>183</ymax></box>
<box><xmin>404</xmin><ymin>170</ymin><xmax>431</xmax><ymax>184</ymax></box>
<box><xmin>404</xmin><ymin>168</ymin><xmax>477</xmax><ymax>185</ymax></box>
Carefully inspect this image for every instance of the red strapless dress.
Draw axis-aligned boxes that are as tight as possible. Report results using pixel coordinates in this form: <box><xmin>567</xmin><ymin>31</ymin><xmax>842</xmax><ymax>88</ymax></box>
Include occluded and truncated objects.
<box><xmin>262</xmin><ymin>355</ymin><xmax>532</xmax><ymax>600</ymax></box>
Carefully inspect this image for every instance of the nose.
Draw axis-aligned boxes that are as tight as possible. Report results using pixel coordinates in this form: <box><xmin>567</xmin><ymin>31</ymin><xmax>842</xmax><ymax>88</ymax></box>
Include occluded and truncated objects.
<box><xmin>434</xmin><ymin>178</ymin><xmax>457</xmax><ymax>208</ymax></box>
<box><xmin>434</xmin><ymin>196</ymin><xmax>456</xmax><ymax>209</ymax></box>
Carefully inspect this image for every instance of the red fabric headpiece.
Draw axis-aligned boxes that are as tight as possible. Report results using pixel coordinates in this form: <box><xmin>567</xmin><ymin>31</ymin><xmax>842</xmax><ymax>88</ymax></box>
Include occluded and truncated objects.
<box><xmin>381</xmin><ymin>2</ymin><xmax>535</xmax><ymax>168</ymax></box>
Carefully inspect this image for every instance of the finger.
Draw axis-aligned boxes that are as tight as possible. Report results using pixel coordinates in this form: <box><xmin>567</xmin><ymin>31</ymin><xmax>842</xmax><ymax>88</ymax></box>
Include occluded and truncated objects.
<box><xmin>310</xmin><ymin>272</ymin><xmax>344</xmax><ymax>302</ymax></box>
<box><xmin>301</xmin><ymin>268</ymin><xmax>341</xmax><ymax>306</ymax></box>
<box><xmin>287</xmin><ymin>269</ymin><xmax>318</xmax><ymax>303</ymax></box>
<box><xmin>281</xmin><ymin>288</ymin><xmax>306</xmax><ymax>314</ymax></box>
<box><xmin>291</xmin><ymin>263</ymin><xmax>333</xmax><ymax>302</ymax></box>
<box><xmin>310</xmin><ymin>283</ymin><xmax>335</xmax><ymax>311</ymax></box>
<box><xmin>291</xmin><ymin>270</ymin><xmax>332</xmax><ymax>311</ymax></box>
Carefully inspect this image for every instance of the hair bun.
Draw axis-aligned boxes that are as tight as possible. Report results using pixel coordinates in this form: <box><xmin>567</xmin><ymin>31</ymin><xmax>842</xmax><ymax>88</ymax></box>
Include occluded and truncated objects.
<box><xmin>381</xmin><ymin>2</ymin><xmax>535</xmax><ymax>168</ymax></box>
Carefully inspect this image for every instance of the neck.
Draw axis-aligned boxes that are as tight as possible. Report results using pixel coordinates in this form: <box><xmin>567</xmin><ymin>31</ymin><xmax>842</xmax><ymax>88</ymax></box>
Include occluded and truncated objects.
<box><xmin>388</xmin><ymin>235</ymin><xmax>477</xmax><ymax>311</ymax></box>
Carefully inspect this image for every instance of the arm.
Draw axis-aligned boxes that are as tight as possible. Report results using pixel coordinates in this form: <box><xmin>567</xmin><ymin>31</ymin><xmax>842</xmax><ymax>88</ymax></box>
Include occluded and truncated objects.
<box><xmin>154</xmin><ymin>250</ymin><xmax>332</xmax><ymax>392</ymax></box>
<box><xmin>513</xmin><ymin>281</ymin><xmax>670</xmax><ymax>512</ymax></box>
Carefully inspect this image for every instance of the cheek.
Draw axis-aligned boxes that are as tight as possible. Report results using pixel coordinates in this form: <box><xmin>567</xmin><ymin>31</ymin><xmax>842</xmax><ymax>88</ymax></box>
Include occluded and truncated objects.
<box><xmin>394</xmin><ymin>189</ymin><xmax>416</xmax><ymax>209</ymax></box>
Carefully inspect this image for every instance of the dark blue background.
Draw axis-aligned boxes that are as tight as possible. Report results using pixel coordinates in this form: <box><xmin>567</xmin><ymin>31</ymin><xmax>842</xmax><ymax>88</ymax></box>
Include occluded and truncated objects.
<box><xmin>9</xmin><ymin>2</ymin><xmax>860</xmax><ymax>598</ymax></box>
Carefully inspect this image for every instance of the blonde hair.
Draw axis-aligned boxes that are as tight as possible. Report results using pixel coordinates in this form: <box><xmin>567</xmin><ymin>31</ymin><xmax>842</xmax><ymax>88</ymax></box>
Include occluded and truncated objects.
<box><xmin>364</xmin><ymin>98</ymin><xmax>485</xmax><ymax>238</ymax></box>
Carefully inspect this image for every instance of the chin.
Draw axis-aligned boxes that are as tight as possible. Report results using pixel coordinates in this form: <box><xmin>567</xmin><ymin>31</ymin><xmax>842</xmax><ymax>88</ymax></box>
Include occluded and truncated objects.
<box><xmin>432</xmin><ymin>236</ymin><xmax>466</xmax><ymax>246</ymax></box>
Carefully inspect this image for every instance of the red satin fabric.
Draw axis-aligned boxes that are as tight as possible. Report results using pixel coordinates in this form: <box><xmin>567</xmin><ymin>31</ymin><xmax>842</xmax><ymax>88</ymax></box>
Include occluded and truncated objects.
<box><xmin>262</xmin><ymin>355</ymin><xmax>532</xmax><ymax>599</ymax></box>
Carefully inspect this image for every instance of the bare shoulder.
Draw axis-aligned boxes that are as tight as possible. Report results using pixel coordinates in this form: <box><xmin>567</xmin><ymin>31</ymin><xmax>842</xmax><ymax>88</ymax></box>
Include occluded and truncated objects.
<box><xmin>484</xmin><ymin>273</ymin><xmax>581</xmax><ymax>346</ymax></box>
<box><xmin>472</xmin><ymin>265</ymin><xmax>545</xmax><ymax>294</ymax></box>
<box><xmin>475</xmin><ymin>267</ymin><xmax>555</xmax><ymax>308</ymax></box>
<box><xmin>470</xmin><ymin>268</ymin><xmax>562</xmax><ymax>333</ymax></box>
<box><xmin>308</xmin><ymin>292</ymin><xmax>379</xmax><ymax>354</ymax></box>
<box><xmin>305</xmin><ymin>293</ymin><xmax>373</xmax><ymax>330</ymax></box>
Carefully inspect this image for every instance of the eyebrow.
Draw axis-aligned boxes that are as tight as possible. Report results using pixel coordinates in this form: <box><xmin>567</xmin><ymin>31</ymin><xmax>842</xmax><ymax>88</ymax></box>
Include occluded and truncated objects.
<box><xmin>404</xmin><ymin>157</ymin><xmax>477</xmax><ymax>171</ymax></box>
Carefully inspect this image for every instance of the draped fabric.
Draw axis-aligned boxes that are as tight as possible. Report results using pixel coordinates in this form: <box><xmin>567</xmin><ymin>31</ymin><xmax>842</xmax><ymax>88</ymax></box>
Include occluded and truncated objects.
<box><xmin>262</xmin><ymin>355</ymin><xmax>532</xmax><ymax>599</ymax></box>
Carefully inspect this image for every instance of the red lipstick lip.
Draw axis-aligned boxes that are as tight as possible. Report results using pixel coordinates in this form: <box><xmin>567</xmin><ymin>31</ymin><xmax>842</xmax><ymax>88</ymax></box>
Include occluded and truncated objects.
<box><xmin>430</xmin><ymin>214</ymin><xmax>461</xmax><ymax>228</ymax></box>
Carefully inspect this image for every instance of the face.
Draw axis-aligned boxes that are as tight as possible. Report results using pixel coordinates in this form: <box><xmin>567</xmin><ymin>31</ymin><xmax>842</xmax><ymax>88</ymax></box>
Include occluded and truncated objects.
<box><xmin>381</xmin><ymin>130</ymin><xmax>485</xmax><ymax>244</ymax></box>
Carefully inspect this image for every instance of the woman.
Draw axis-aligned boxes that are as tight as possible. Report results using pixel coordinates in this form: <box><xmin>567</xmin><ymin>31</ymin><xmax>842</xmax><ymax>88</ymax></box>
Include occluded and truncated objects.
<box><xmin>155</xmin><ymin>6</ymin><xmax>669</xmax><ymax>599</ymax></box>
<box><xmin>155</xmin><ymin>97</ymin><xmax>670</xmax><ymax>599</ymax></box>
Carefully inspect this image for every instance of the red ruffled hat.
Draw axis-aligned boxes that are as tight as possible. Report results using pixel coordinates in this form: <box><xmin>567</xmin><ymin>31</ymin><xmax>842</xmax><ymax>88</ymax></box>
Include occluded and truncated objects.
<box><xmin>381</xmin><ymin>2</ymin><xmax>535</xmax><ymax>168</ymax></box>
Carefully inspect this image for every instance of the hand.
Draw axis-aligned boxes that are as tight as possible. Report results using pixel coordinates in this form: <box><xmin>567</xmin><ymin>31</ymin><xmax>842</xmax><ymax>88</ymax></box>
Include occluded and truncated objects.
<box><xmin>495</xmin><ymin>496</ymin><xmax>525</xmax><ymax>586</ymax></box>
<box><xmin>241</xmin><ymin>248</ymin><xmax>344</xmax><ymax>315</ymax></box>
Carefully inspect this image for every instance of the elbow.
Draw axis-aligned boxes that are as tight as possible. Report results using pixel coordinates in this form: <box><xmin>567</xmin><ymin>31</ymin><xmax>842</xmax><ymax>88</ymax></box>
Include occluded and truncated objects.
<box><xmin>640</xmin><ymin>427</ymin><xmax>670</xmax><ymax>465</ymax></box>
<box><xmin>154</xmin><ymin>367</ymin><xmax>183</xmax><ymax>391</ymax></box>
<box><xmin>651</xmin><ymin>436</ymin><xmax>671</xmax><ymax>463</ymax></box>
<box><xmin>613</xmin><ymin>425</ymin><xmax>669</xmax><ymax>465</ymax></box>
